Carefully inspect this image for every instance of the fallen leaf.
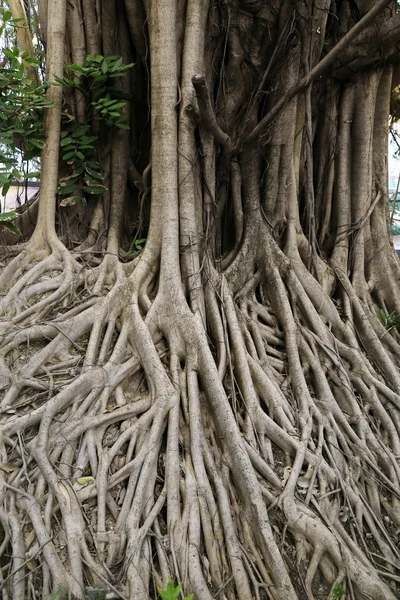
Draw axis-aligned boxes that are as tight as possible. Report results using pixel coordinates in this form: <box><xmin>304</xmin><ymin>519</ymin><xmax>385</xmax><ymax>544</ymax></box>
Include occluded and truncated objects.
<box><xmin>0</xmin><ymin>462</ymin><xmax>20</xmax><ymax>473</ymax></box>
<box><xmin>76</xmin><ymin>476</ymin><xmax>95</xmax><ymax>485</ymax></box>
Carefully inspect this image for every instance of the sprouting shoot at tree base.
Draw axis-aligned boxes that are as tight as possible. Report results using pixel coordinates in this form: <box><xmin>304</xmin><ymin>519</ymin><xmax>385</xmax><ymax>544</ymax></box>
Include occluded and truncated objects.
<box><xmin>1</xmin><ymin>1</ymin><xmax>400</xmax><ymax>599</ymax></box>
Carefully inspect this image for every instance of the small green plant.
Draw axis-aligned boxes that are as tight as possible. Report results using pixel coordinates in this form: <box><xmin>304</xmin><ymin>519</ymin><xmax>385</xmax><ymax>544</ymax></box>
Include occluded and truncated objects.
<box><xmin>127</xmin><ymin>237</ymin><xmax>146</xmax><ymax>255</ymax></box>
<box><xmin>331</xmin><ymin>583</ymin><xmax>345</xmax><ymax>599</ymax></box>
<box><xmin>157</xmin><ymin>578</ymin><xmax>194</xmax><ymax>600</ymax></box>
<box><xmin>48</xmin><ymin>589</ymin><xmax>62</xmax><ymax>600</ymax></box>
<box><xmin>379</xmin><ymin>308</ymin><xmax>400</xmax><ymax>330</ymax></box>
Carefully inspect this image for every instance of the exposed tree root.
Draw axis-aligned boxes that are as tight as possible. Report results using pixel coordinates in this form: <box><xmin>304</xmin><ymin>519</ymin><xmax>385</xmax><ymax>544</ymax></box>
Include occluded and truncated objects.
<box><xmin>2</xmin><ymin>0</ymin><xmax>400</xmax><ymax>599</ymax></box>
<box><xmin>1</xmin><ymin>214</ymin><xmax>400</xmax><ymax>599</ymax></box>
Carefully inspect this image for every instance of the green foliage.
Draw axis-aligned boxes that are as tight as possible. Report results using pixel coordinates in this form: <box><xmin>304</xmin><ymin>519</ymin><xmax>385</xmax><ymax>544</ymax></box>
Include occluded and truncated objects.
<box><xmin>57</xmin><ymin>123</ymin><xmax>106</xmax><ymax>203</ymax></box>
<box><xmin>331</xmin><ymin>583</ymin><xmax>345</xmax><ymax>599</ymax></box>
<box><xmin>379</xmin><ymin>308</ymin><xmax>400</xmax><ymax>330</ymax></box>
<box><xmin>91</xmin><ymin>97</ymin><xmax>130</xmax><ymax>128</ymax></box>
<box><xmin>127</xmin><ymin>238</ymin><xmax>147</xmax><ymax>255</ymax></box>
<box><xmin>52</xmin><ymin>54</ymin><xmax>133</xmax><ymax>128</ymax></box>
<box><xmin>53</xmin><ymin>55</ymin><xmax>134</xmax><ymax>206</ymax></box>
<box><xmin>0</xmin><ymin>211</ymin><xmax>21</xmax><ymax>235</ymax></box>
<box><xmin>0</xmin><ymin>8</ymin><xmax>49</xmax><ymax>193</ymax></box>
<box><xmin>0</xmin><ymin>15</ymin><xmax>133</xmax><ymax>207</ymax></box>
<box><xmin>157</xmin><ymin>579</ymin><xmax>194</xmax><ymax>600</ymax></box>
<box><xmin>48</xmin><ymin>589</ymin><xmax>62</xmax><ymax>600</ymax></box>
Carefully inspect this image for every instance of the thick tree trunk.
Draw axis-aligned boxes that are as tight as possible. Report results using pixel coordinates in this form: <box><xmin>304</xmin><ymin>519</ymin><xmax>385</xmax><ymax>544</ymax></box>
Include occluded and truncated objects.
<box><xmin>1</xmin><ymin>1</ymin><xmax>400</xmax><ymax>599</ymax></box>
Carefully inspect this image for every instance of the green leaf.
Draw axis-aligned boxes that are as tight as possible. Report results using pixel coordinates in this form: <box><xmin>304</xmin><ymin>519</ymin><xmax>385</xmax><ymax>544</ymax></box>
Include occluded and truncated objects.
<box><xmin>59</xmin><ymin>174</ymin><xmax>79</xmax><ymax>183</ymax></box>
<box><xmin>76</xmin><ymin>151</ymin><xmax>85</xmax><ymax>160</ymax></box>
<box><xmin>3</xmin><ymin>48</ymin><xmax>15</xmax><ymax>60</ymax></box>
<box><xmin>0</xmin><ymin>221</ymin><xmax>21</xmax><ymax>235</ymax></box>
<box><xmin>83</xmin><ymin>184</ymin><xmax>107</xmax><ymax>195</ymax></box>
<box><xmin>157</xmin><ymin>579</ymin><xmax>190</xmax><ymax>600</ymax></box>
<box><xmin>85</xmin><ymin>165</ymin><xmax>102</xmax><ymax>180</ymax></box>
<box><xmin>59</xmin><ymin>196</ymin><xmax>82</xmax><ymax>207</ymax></box>
<box><xmin>87</xmin><ymin>160</ymin><xmax>101</xmax><ymax>169</ymax></box>
<box><xmin>114</xmin><ymin>122</ymin><xmax>130</xmax><ymax>130</ymax></box>
<box><xmin>71</xmin><ymin>125</ymin><xmax>90</xmax><ymax>137</ymax></box>
<box><xmin>104</xmin><ymin>55</ymin><xmax>121</xmax><ymax>63</ymax></box>
<box><xmin>111</xmin><ymin>57</ymin><xmax>123</xmax><ymax>72</ymax></box>
<box><xmin>109</xmin><ymin>102</ymin><xmax>126</xmax><ymax>109</ymax></box>
<box><xmin>98</xmin><ymin>99</ymin><xmax>116</xmax><ymax>106</ymax></box>
<box><xmin>62</xmin><ymin>151</ymin><xmax>76</xmax><ymax>161</ymax></box>
<box><xmin>52</xmin><ymin>74</ymin><xmax>66</xmax><ymax>85</ymax></box>
<box><xmin>79</xmin><ymin>135</ymin><xmax>97</xmax><ymax>144</ymax></box>
<box><xmin>60</xmin><ymin>137</ymin><xmax>73</xmax><ymax>146</ymax></box>
<box><xmin>0</xmin><ymin>211</ymin><xmax>18</xmax><ymax>222</ymax></box>
<box><xmin>48</xmin><ymin>589</ymin><xmax>63</xmax><ymax>600</ymax></box>
<box><xmin>1</xmin><ymin>181</ymin><xmax>11</xmax><ymax>195</ymax></box>
<box><xmin>58</xmin><ymin>179</ymin><xmax>79</xmax><ymax>193</ymax></box>
<box><xmin>101</xmin><ymin>60</ymin><xmax>108</xmax><ymax>74</ymax></box>
<box><xmin>107</xmin><ymin>88</ymin><xmax>133</xmax><ymax>100</ymax></box>
<box><xmin>66</xmin><ymin>64</ymin><xmax>84</xmax><ymax>72</ymax></box>
<box><xmin>86</xmin><ymin>54</ymin><xmax>104</xmax><ymax>63</ymax></box>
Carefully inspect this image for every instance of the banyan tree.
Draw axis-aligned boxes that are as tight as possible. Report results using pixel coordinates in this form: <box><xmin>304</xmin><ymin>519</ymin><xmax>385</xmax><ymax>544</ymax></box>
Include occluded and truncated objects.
<box><xmin>1</xmin><ymin>0</ymin><xmax>400</xmax><ymax>598</ymax></box>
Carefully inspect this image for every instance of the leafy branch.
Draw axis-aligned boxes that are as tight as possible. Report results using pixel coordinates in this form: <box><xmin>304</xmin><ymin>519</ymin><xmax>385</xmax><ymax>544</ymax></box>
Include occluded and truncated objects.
<box><xmin>53</xmin><ymin>54</ymin><xmax>134</xmax><ymax>205</ymax></box>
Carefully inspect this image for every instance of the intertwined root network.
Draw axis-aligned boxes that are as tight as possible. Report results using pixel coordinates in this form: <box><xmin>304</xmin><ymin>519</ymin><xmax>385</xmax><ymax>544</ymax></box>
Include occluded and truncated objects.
<box><xmin>2</xmin><ymin>0</ymin><xmax>400</xmax><ymax>598</ymax></box>
<box><xmin>0</xmin><ymin>218</ymin><xmax>399</xmax><ymax>600</ymax></box>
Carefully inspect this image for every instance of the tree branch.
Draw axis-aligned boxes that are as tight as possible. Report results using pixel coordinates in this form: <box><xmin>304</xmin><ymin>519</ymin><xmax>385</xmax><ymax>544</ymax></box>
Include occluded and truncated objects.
<box><xmin>191</xmin><ymin>74</ymin><xmax>232</xmax><ymax>150</ymax></box>
<box><xmin>334</xmin><ymin>12</ymin><xmax>400</xmax><ymax>77</ymax></box>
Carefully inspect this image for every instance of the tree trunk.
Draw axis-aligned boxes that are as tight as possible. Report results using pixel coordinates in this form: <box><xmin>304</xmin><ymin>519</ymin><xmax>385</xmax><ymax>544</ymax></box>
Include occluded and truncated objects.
<box><xmin>1</xmin><ymin>1</ymin><xmax>400</xmax><ymax>599</ymax></box>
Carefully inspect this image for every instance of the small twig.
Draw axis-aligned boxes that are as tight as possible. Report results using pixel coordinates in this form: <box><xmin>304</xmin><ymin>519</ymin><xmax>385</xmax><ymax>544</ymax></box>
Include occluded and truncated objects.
<box><xmin>45</xmin><ymin>322</ymin><xmax>85</xmax><ymax>353</ymax></box>
<box><xmin>3</xmin><ymin>482</ymin><xmax>33</xmax><ymax>500</ymax></box>
<box><xmin>318</xmin><ymin>487</ymin><xmax>341</xmax><ymax>501</ymax></box>
<box><xmin>213</xmin><ymin>576</ymin><xmax>233</xmax><ymax>597</ymax></box>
